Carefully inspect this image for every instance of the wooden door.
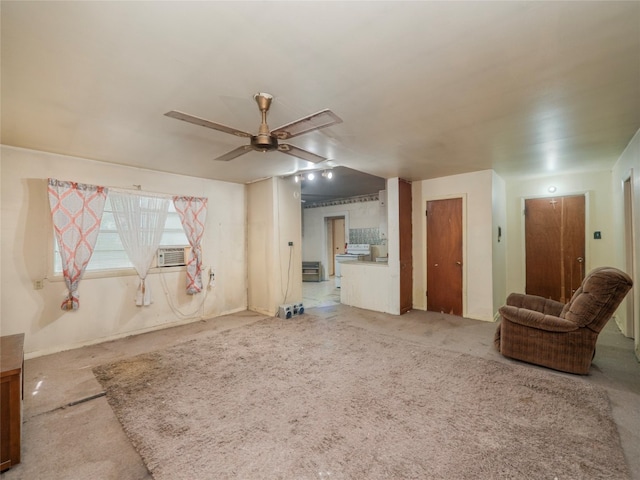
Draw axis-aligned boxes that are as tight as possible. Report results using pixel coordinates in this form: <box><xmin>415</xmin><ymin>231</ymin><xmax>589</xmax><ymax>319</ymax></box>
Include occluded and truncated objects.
<box><xmin>329</xmin><ymin>217</ymin><xmax>345</xmax><ymax>276</ymax></box>
<box><xmin>427</xmin><ymin>198</ymin><xmax>463</xmax><ymax>315</ymax></box>
<box><xmin>399</xmin><ymin>179</ymin><xmax>413</xmax><ymax>314</ymax></box>
<box><xmin>525</xmin><ymin>195</ymin><xmax>585</xmax><ymax>302</ymax></box>
<box><xmin>332</xmin><ymin>218</ymin><xmax>345</xmax><ymax>255</ymax></box>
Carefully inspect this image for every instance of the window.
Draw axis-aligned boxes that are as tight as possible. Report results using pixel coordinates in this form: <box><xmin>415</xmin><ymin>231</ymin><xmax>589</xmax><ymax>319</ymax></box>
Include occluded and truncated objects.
<box><xmin>53</xmin><ymin>198</ymin><xmax>188</xmax><ymax>274</ymax></box>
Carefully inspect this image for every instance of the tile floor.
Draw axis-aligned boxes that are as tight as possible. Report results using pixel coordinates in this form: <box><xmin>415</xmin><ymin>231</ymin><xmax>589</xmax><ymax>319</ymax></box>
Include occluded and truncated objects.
<box><xmin>302</xmin><ymin>277</ymin><xmax>341</xmax><ymax>308</ymax></box>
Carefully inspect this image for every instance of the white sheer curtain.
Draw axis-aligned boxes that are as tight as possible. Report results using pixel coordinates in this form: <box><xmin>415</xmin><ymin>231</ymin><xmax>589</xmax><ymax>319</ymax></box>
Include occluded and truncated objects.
<box><xmin>173</xmin><ymin>196</ymin><xmax>208</xmax><ymax>294</ymax></box>
<box><xmin>48</xmin><ymin>178</ymin><xmax>108</xmax><ymax>310</ymax></box>
<box><xmin>110</xmin><ymin>191</ymin><xmax>169</xmax><ymax>306</ymax></box>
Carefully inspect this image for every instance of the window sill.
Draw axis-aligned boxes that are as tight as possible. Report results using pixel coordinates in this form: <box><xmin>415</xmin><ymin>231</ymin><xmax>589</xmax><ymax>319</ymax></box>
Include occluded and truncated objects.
<box><xmin>48</xmin><ymin>265</ymin><xmax>187</xmax><ymax>281</ymax></box>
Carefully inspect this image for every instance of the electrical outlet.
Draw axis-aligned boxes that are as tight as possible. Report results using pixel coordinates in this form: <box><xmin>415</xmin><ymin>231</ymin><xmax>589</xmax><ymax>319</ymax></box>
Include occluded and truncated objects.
<box><xmin>34</xmin><ymin>280</ymin><xmax>44</xmax><ymax>290</ymax></box>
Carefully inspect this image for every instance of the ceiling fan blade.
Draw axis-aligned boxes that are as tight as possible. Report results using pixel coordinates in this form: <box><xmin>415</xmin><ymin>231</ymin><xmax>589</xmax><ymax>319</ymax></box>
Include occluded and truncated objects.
<box><xmin>278</xmin><ymin>144</ymin><xmax>326</xmax><ymax>164</ymax></box>
<box><xmin>165</xmin><ymin>110</ymin><xmax>252</xmax><ymax>138</ymax></box>
<box><xmin>272</xmin><ymin>109</ymin><xmax>342</xmax><ymax>140</ymax></box>
<box><xmin>215</xmin><ymin>145</ymin><xmax>252</xmax><ymax>162</ymax></box>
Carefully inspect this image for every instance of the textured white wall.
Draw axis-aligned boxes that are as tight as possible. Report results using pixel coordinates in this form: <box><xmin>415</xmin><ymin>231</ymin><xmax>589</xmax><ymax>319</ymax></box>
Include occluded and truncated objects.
<box><xmin>247</xmin><ymin>177</ymin><xmax>302</xmax><ymax>316</ymax></box>
<box><xmin>413</xmin><ymin>170</ymin><xmax>496</xmax><ymax>321</ymax></box>
<box><xmin>612</xmin><ymin>128</ymin><xmax>640</xmax><ymax>357</ymax></box>
<box><xmin>504</xmin><ymin>170</ymin><xmax>616</xmax><ymax>296</ymax></box>
<box><xmin>276</xmin><ymin>177</ymin><xmax>303</xmax><ymax>308</ymax></box>
<box><xmin>492</xmin><ymin>172</ymin><xmax>507</xmax><ymax>317</ymax></box>
<box><xmin>0</xmin><ymin>146</ymin><xmax>247</xmax><ymax>357</ymax></box>
<box><xmin>247</xmin><ymin>179</ymin><xmax>276</xmax><ymax>316</ymax></box>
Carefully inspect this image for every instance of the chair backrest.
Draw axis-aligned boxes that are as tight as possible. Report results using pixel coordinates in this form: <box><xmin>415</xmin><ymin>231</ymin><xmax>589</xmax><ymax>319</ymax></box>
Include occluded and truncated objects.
<box><xmin>560</xmin><ymin>267</ymin><xmax>633</xmax><ymax>332</ymax></box>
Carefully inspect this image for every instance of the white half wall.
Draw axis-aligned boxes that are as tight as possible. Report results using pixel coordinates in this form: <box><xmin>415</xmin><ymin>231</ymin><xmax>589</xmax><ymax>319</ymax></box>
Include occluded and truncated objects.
<box><xmin>340</xmin><ymin>178</ymin><xmax>399</xmax><ymax>315</ymax></box>
<box><xmin>0</xmin><ymin>146</ymin><xmax>247</xmax><ymax>357</ymax></box>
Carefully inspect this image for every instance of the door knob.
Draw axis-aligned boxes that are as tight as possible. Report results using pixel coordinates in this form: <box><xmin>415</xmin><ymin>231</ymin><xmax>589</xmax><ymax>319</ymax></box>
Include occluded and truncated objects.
<box><xmin>434</xmin><ymin>264</ymin><xmax>438</xmax><ymax>267</ymax></box>
<box><xmin>456</xmin><ymin>261</ymin><xmax>462</xmax><ymax>265</ymax></box>
<box><xmin>577</xmin><ymin>256</ymin><xmax>585</xmax><ymax>279</ymax></box>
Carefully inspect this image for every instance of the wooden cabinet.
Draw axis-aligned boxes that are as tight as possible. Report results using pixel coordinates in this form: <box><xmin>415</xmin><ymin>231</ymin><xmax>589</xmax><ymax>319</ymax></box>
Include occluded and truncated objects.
<box><xmin>302</xmin><ymin>261</ymin><xmax>322</xmax><ymax>282</ymax></box>
<box><xmin>1</xmin><ymin>334</ymin><xmax>24</xmax><ymax>471</ymax></box>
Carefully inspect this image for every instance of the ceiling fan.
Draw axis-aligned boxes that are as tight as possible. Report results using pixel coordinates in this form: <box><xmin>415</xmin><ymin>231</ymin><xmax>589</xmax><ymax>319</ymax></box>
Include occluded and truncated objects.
<box><xmin>165</xmin><ymin>93</ymin><xmax>342</xmax><ymax>163</ymax></box>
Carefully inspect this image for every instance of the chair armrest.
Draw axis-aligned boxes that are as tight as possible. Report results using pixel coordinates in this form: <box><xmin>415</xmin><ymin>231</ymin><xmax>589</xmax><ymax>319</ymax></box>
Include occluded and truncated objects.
<box><xmin>506</xmin><ymin>293</ymin><xmax>565</xmax><ymax>316</ymax></box>
<box><xmin>499</xmin><ymin>305</ymin><xmax>579</xmax><ymax>332</ymax></box>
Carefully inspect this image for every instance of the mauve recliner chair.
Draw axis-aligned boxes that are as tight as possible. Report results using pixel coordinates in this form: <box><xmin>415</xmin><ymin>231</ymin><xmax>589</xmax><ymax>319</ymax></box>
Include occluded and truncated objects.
<box><xmin>494</xmin><ymin>267</ymin><xmax>633</xmax><ymax>374</ymax></box>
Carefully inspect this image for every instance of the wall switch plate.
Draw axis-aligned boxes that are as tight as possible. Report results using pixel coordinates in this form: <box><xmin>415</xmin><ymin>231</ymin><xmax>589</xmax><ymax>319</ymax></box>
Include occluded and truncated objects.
<box><xmin>594</xmin><ymin>231</ymin><xmax>602</xmax><ymax>239</ymax></box>
<box><xmin>288</xmin><ymin>241</ymin><xmax>294</xmax><ymax>246</ymax></box>
<box><xmin>34</xmin><ymin>280</ymin><xmax>44</xmax><ymax>290</ymax></box>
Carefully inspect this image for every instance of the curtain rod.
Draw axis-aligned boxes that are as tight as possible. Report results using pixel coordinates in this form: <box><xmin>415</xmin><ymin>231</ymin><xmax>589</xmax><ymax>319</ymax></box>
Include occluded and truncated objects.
<box><xmin>49</xmin><ymin>178</ymin><xmax>206</xmax><ymax>200</ymax></box>
<box><xmin>100</xmin><ymin>184</ymin><xmax>204</xmax><ymax>200</ymax></box>
<box><xmin>109</xmin><ymin>185</ymin><xmax>174</xmax><ymax>199</ymax></box>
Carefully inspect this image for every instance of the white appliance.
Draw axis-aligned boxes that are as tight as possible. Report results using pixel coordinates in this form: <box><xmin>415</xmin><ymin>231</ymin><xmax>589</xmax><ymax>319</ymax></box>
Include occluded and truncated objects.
<box><xmin>157</xmin><ymin>246</ymin><xmax>189</xmax><ymax>267</ymax></box>
<box><xmin>334</xmin><ymin>244</ymin><xmax>371</xmax><ymax>288</ymax></box>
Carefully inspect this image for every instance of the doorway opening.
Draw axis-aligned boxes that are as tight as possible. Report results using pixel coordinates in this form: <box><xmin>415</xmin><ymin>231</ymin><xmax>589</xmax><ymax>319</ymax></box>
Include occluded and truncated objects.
<box><xmin>623</xmin><ymin>175</ymin><xmax>636</xmax><ymax>339</ymax></box>
<box><xmin>301</xmin><ymin>214</ymin><xmax>346</xmax><ymax>308</ymax></box>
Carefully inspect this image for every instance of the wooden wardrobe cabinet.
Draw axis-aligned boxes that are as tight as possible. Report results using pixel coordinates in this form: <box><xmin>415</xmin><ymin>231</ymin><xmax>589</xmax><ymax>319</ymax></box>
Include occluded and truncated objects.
<box><xmin>1</xmin><ymin>333</ymin><xmax>24</xmax><ymax>471</ymax></box>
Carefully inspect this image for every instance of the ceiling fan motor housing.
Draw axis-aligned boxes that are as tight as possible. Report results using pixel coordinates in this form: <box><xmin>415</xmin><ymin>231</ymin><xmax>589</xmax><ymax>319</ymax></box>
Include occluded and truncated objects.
<box><xmin>251</xmin><ymin>134</ymin><xmax>278</xmax><ymax>152</ymax></box>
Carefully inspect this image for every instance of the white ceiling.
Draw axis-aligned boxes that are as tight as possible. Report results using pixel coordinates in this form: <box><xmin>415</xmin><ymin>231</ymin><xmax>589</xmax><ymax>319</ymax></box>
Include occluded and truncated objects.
<box><xmin>2</xmin><ymin>1</ymin><xmax>639</xmax><ymax>186</ymax></box>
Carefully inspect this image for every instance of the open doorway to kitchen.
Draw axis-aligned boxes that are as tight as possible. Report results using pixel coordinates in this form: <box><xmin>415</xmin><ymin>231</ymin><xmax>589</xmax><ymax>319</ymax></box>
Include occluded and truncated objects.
<box><xmin>301</xmin><ymin>214</ymin><xmax>346</xmax><ymax>308</ymax></box>
<box><xmin>300</xmin><ymin>167</ymin><xmax>386</xmax><ymax>309</ymax></box>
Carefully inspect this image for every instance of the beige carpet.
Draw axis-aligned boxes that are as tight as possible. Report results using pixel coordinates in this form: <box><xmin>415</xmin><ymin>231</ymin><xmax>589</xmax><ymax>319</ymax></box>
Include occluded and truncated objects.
<box><xmin>94</xmin><ymin>315</ymin><xmax>629</xmax><ymax>479</ymax></box>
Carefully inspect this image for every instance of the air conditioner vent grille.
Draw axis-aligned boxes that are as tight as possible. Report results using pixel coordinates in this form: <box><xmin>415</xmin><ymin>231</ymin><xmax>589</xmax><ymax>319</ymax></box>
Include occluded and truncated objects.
<box><xmin>157</xmin><ymin>246</ymin><xmax>188</xmax><ymax>267</ymax></box>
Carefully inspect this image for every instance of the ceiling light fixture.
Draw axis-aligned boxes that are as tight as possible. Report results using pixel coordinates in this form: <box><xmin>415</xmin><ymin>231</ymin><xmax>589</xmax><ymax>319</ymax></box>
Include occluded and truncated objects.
<box><xmin>307</xmin><ymin>173</ymin><xmax>315</xmax><ymax>180</ymax></box>
<box><xmin>548</xmin><ymin>185</ymin><xmax>557</xmax><ymax>193</ymax></box>
<box><xmin>322</xmin><ymin>170</ymin><xmax>333</xmax><ymax>179</ymax></box>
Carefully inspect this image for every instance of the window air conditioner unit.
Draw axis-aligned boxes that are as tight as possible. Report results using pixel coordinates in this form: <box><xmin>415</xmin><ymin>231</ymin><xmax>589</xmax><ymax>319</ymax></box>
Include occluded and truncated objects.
<box><xmin>157</xmin><ymin>246</ymin><xmax>189</xmax><ymax>267</ymax></box>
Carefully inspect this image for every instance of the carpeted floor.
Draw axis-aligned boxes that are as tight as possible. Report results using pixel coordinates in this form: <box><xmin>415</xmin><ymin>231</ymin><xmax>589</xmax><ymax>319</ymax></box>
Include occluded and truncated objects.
<box><xmin>94</xmin><ymin>314</ymin><xmax>629</xmax><ymax>480</ymax></box>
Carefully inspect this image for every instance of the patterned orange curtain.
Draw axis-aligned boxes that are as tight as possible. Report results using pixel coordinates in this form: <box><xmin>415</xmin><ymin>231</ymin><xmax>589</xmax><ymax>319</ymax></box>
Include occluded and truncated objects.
<box><xmin>48</xmin><ymin>178</ymin><xmax>108</xmax><ymax>310</ymax></box>
<box><xmin>173</xmin><ymin>196</ymin><xmax>208</xmax><ymax>294</ymax></box>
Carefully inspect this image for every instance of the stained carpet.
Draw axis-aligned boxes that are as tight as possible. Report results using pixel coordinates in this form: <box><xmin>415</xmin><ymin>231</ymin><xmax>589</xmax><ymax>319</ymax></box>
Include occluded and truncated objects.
<box><xmin>94</xmin><ymin>315</ymin><xmax>629</xmax><ymax>479</ymax></box>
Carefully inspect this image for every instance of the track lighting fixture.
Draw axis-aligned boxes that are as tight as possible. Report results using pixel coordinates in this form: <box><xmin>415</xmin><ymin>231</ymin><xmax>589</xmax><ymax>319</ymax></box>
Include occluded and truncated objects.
<box><xmin>289</xmin><ymin>169</ymin><xmax>335</xmax><ymax>182</ymax></box>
